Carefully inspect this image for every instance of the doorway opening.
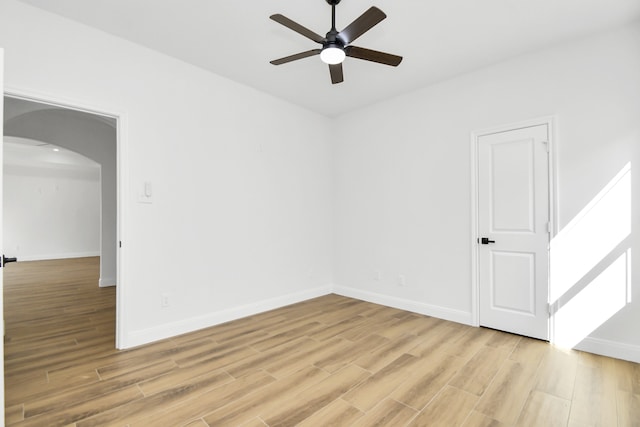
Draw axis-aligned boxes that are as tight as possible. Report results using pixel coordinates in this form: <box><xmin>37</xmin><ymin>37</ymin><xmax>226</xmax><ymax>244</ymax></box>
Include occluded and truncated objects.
<box><xmin>3</xmin><ymin>94</ymin><xmax>120</xmax><ymax>346</ymax></box>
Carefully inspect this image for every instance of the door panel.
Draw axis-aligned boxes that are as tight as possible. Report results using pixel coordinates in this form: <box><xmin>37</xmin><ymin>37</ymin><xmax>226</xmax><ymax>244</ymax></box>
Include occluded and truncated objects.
<box><xmin>490</xmin><ymin>139</ymin><xmax>536</xmax><ymax>232</ymax></box>
<box><xmin>491</xmin><ymin>251</ymin><xmax>536</xmax><ymax>314</ymax></box>
<box><xmin>478</xmin><ymin>124</ymin><xmax>550</xmax><ymax>340</ymax></box>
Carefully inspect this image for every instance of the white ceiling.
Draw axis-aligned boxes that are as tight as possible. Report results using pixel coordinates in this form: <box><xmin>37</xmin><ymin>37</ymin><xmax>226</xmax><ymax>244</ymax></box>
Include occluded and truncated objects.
<box><xmin>16</xmin><ymin>0</ymin><xmax>640</xmax><ymax>117</ymax></box>
<box><xmin>4</xmin><ymin>136</ymin><xmax>100</xmax><ymax>170</ymax></box>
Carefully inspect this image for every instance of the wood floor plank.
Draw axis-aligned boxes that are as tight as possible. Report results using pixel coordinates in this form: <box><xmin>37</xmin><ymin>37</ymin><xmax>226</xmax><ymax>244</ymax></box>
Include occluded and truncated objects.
<box><xmin>261</xmin><ymin>337</ymin><xmax>344</xmax><ymax>379</ymax></box>
<box><xmin>534</xmin><ymin>346</ymin><xmax>578</xmax><ymax>400</ymax></box>
<box><xmin>225</xmin><ymin>337</ymin><xmax>314</xmax><ymax>378</ymax></box>
<box><xmin>202</xmin><ymin>365</ymin><xmax>330</xmax><ymax>426</ymax></box>
<box><xmin>616</xmin><ymin>390</ymin><xmax>640</xmax><ymax>427</ymax></box>
<box><xmin>516</xmin><ymin>390</ymin><xmax>571</xmax><ymax>426</ymax></box>
<box><xmin>391</xmin><ymin>353</ymin><xmax>465</xmax><ymax>410</ymax></box>
<box><xmin>297</xmin><ymin>398</ymin><xmax>364</xmax><ymax>427</ymax></box>
<box><xmin>127</xmin><ymin>371</ymin><xmax>277</xmax><ymax>427</ymax></box>
<box><xmin>408</xmin><ymin>385</ymin><xmax>478</xmax><ymax>427</ymax></box>
<box><xmin>449</xmin><ymin>345</ymin><xmax>511</xmax><ymax>396</ymax></box>
<box><xmin>249</xmin><ymin>322</ymin><xmax>324</xmax><ymax>352</ymax></box>
<box><xmin>313</xmin><ymin>334</ymin><xmax>389</xmax><ymax>373</ymax></box>
<box><xmin>351</xmin><ymin>398</ymin><xmax>417</xmax><ymax>426</ymax></box>
<box><xmin>475</xmin><ymin>359</ymin><xmax>539</xmax><ymax>425</ymax></box>
<box><xmin>138</xmin><ymin>362</ymin><xmax>236</xmax><ymax>397</ymax></box>
<box><xmin>6</xmin><ymin>257</ymin><xmax>639</xmax><ymax>427</ymax></box>
<box><xmin>5</xmin><ymin>405</ymin><xmax>24</xmax><ymax>425</ymax></box>
<box><xmin>612</xmin><ymin>357</ymin><xmax>640</xmax><ymax>394</ymax></box>
<box><xmin>376</xmin><ymin>314</ymin><xmax>433</xmax><ymax>339</ymax></box>
<box><xmin>25</xmin><ymin>359</ymin><xmax>177</xmax><ymax>419</ymax></box>
<box><xmin>446</xmin><ymin>327</ymin><xmax>496</xmax><ymax>360</ymax></box>
<box><xmin>509</xmin><ymin>336</ymin><xmax>549</xmax><ymax>368</ymax></box>
<box><xmin>485</xmin><ymin>331</ymin><xmax>521</xmax><ymax>351</ymax></box>
<box><xmin>461</xmin><ymin>411</ymin><xmax>509</xmax><ymax>427</ymax></box>
<box><xmin>343</xmin><ymin>353</ymin><xmax>419</xmax><ymax>412</ymax></box>
<box><xmin>354</xmin><ymin>333</ymin><xmax>423</xmax><ymax>373</ymax></box>
<box><xmin>171</xmin><ymin>338</ymin><xmax>259</xmax><ymax>369</ymax></box>
<box><xmin>15</xmin><ymin>385</ymin><xmax>144</xmax><ymax>427</ymax></box>
<box><xmin>262</xmin><ymin>364</ymin><xmax>370</xmax><ymax>426</ymax></box>
<box><xmin>308</xmin><ymin>315</ymin><xmax>368</xmax><ymax>341</ymax></box>
<box><xmin>239</xmin><ymin>418</ymin><xmax>268</xmax><ymax>427</ymax></box>
<box><xmin>182</xmin><ymin>420</ymin><xmax>209</xmax><ymax>427</ymax></box>
<box><xmin>568</xmin><ymin>362</ymin><xmax>619</xmax><ymax>426</ymax></box>
<box><xmin>408</xmin><ymin>322</ymin><xmax>467</xmax><ymax>358</ymax></box>
<box><xmin>336</xmin><ymin>314</ymin><xmax>400</xmax><ymax>342</ymax></box>
<box><xmin>86</xmin><ymin>370</ymin><xmax>274</xmax><ymax>427</ymax></box>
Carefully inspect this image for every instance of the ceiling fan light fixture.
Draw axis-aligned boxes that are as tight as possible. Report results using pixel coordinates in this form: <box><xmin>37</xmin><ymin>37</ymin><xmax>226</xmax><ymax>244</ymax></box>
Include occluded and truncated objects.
<box><xmin>320</xmin><ymin>46</ymin><xmax>345</xmax><ymax>64</ymax></box>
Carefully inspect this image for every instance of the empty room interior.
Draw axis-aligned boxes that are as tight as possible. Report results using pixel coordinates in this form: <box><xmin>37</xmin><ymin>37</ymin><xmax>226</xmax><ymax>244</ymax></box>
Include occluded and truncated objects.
<box><xmin>1</xmin><ymin>0</ymin><xmax>639</xmax><ymax>426</ymax></box>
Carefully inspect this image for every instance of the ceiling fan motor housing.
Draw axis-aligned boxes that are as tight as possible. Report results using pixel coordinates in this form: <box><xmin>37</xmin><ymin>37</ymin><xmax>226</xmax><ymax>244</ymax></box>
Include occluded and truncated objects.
<box><xmin>325</xmin><ymin>29</ymin><xmax>345</xmax><ymax>49</ymax></box>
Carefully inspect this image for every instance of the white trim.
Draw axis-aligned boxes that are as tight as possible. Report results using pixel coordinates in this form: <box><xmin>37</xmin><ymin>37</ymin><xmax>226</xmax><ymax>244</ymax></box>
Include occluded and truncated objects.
<box><xmin>123</xmin><ymin>285</ymin><xmax>333</xmax><ymax>349</ymax></box>
<box><xmin>3</xmin><ymin>85</ymin><xmax>128</xmax><ymax>349</ymax></box>
<box><xmin>470</xmin><ymin>116</ymin><xmax>556</xmax><ymax>335</ymax></box>
<box><xmin>574</xmin><ymin>337</ymin><xmax>640</xmax><ymax>363</ymax></box>
<box><xmin>470</xmin><ymin>131</ymin><xmax>480</xmax><ymax>327</ymax></box>
<box><xmin>99</xmin><ymin>278</ymin><xmax>116</xmax><ymax>288</ymax></box>
<box><xmin>16</xmin><ymin>252</ymin><xmax>100</xmax><ymax>262</ymax></box>
<box><xmin>4</xmin><ymin>87</ymin><xmax>122</xmax><ymax>122</ymax></box>
<box><xmin>0</xmin><ymin>47</ymin><xmax>5</xmax><ymax>424</ymax></box>
<box><xmin>333</xmin><ymin>285</ymin><xmax>474</xmax><ymax>326</ymax></box>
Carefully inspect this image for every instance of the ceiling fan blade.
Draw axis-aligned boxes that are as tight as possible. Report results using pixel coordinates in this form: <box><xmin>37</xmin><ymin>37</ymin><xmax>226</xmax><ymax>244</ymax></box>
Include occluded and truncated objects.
<box><xmin>338</xmin><ymin>7</ymin><xmax>386</xmax><ymax>45</ymax></box>
<box><xmin>270</xmin><ymin>49</ymin><xmax>322</xmax><ymax>65</ymax></box>
<box><xmin>345</xmin><ymin>46</ymin><xmax>402</xmax><ymax>66</ymax></box>
<box><xmin>270</xmin><ymin>14</ymin><xmax>325</xmax><ymax>44</ymax></box>
<box><xmin>329</xmin><ymin>63</ymin><xmax>344</xmax><ymax>84</ymax></box>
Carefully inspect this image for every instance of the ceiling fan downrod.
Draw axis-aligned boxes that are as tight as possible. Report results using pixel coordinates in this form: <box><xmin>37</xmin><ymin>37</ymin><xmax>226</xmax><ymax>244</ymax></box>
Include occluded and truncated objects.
<box><xmin>328</xmin><ymin>0</ymin><xmax>340</xmax><ymax>31</ymax></box>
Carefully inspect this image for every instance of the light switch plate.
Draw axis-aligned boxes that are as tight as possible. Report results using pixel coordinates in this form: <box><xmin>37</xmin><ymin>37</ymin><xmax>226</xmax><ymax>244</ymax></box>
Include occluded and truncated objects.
<box><xmin>137</xmin><ymin>181</ymin><xmax>153</xmax><ymax>204</ymax></box>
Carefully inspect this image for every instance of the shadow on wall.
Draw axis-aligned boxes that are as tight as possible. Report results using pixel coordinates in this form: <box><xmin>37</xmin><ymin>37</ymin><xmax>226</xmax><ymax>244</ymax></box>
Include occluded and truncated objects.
<box><xmin>3</xmin><ymin>96</ymin><xmax>117</xmax><ymax>287</ymax></box>
<box><xmin>550</xmin><ymin>162</ymin><xmax>632</xmax><ymax>348</ymax></box>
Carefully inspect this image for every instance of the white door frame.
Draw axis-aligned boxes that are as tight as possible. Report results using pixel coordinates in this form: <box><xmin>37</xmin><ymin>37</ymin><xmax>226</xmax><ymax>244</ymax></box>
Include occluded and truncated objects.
<box><xmin>3</xmin><ymin>86</ymin><xmax>129</xmax><ymax>349</ymax></box>
<box><xmin>470</xmin><ymin>116</ymin><xmax>557</xmax><ymax>335</ymax></box>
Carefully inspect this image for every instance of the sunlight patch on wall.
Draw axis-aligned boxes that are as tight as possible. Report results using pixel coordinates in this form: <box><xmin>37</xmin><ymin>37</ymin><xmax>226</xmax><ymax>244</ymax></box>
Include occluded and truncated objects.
<box><xmin>550</xmin><ymin>163</ymin><xmax>632</xmax><ymax>348</ymax></box>
<box><xmin>553</xmin><ymin>250</ymin><xmax>631</xmax><ymax>348</ymax></box>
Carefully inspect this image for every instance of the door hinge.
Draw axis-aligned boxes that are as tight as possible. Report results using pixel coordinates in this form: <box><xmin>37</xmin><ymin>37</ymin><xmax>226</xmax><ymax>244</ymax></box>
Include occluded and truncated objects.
<box><xmin>542</xmin><ymin>140</ymin><xmax>550</xmax><ymax>153</ymax></box>
<box><xmin>119</xmin><ymin>241</ymin><xmax>122</xmax><ymax>248</ymax></box>
<box><xmin>546</xmin><ymin>222</ymin><xmax>552</xmax><ymax>234</ymax></box>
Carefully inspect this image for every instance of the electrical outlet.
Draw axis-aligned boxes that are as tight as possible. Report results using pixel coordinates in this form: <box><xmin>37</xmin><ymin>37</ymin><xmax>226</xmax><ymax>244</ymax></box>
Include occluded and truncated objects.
<box><xmin>398</xmin><ymin>275</ymin><xmax>406</xmax><ymax>287</ymax></box>
<box><xmin>161</xmin><ymin>293</ymin><xmax>170</xmax><ymax>308</ymax></box>
<box><xmin>374</xmin><ymin>270</ymin><xmax>382</xmax><ymax>281</ymax></box>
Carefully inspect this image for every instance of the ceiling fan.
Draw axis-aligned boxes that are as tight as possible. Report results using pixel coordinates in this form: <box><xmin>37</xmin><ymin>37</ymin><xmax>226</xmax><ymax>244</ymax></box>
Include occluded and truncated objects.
<box><xmin>269</xmin><ymin>0</ymin><xmax>403</xmax><ymax>84</ymax></box>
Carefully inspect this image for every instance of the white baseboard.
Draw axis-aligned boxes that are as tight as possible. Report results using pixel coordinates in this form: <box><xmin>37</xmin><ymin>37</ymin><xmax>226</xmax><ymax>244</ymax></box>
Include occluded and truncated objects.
<box><xmin>16</xmin><ymin>251</ymin><xmax>100</xmax><ymax>262</ymax></box>
<box><xmin>99</xmin><ymin>278</ymin><xmax>116</xmax><ymax>287</ymax></box>
<box><xmin>333</xmin><ymin>285</ymin><xmax>474</xmax><ymax>326</ymax></box>
<box><xmin>122</xmin><ymin>284</ymin><xmax>639</xmax><ymax>362</ymax></box>
<box><xmin>123</xmin><ymin>285</ymin><xmax>333</xmax><ymax>348</ymax></box>
<box><xmin>574</xmin><ymin>336</ymin><xmax>640</xmax><ymax>363</ymax></box>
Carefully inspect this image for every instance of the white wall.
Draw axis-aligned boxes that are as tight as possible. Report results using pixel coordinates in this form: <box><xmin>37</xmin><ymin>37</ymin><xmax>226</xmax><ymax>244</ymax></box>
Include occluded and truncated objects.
<box><xmin>4</xmin><ymin>105</ymin><xmax>118</xmax><ymax>286</ymax></box>
<box><xmin>2</xmin><ymin>0</ymin><xmax>638</xmax><ymax>362</ymax></box>
<box><xmin>3</xmin><ymin>142</ymin><xmax>101</xmax><ymax>261</ymax></box>
<box><xmin>334</xmin><ymin>23</ymin><xmax>640</xmax><ymax>362</ymax></box>
<box><xmin>0</xmin><ymin>0</ymin><xmax>333</xmax><ymax>348</ymax></box>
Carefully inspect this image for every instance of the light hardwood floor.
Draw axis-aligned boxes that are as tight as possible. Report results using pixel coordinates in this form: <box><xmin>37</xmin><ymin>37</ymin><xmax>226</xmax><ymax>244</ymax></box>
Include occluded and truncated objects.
<box><xmin>4</xmin><ymin>257</ymin><xmax>639</xmax><ymax>426</ymax></box>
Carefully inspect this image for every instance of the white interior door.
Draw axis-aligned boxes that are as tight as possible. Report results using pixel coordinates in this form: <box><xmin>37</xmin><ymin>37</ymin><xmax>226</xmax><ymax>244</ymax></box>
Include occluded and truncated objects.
<box><xmin>478</xmin><ymin>124</ymin><xmax>550</xmax><ymax>340</ymax></box>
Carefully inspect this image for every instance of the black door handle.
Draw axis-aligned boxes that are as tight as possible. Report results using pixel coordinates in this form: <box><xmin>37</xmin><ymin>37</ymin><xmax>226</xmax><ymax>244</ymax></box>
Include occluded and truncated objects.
<box><xmin>2</xmin><ymin>254</ymin><xmax>18</xmax><ymax>267</ymax></box>
<box><xmin>480</xmin><ymin>238</ymin><xmax>495</xmax><ymax>245</ymax></box>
